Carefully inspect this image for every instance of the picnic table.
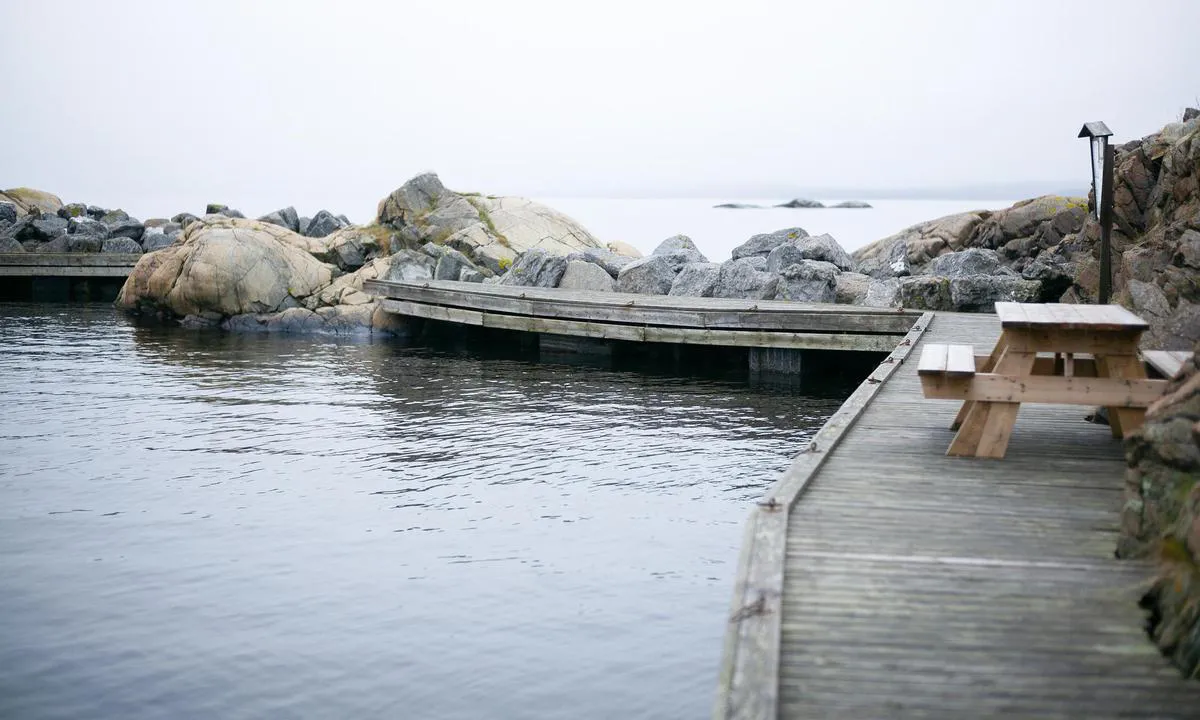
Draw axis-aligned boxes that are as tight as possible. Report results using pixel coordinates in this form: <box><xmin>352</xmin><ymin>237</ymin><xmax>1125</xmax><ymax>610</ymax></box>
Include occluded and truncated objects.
<box><xmin>918</xmin><ymin>302</ymin><xmax>1169</xmax><ymax>459</ymax></box>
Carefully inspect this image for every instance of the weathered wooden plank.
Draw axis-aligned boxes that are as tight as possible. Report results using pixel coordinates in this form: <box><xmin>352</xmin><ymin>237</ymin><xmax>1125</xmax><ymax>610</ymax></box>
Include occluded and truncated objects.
<box><xmin>1143</xmin><ymin>349</ymin><xmax>1192</xmax><ymax>379</ymax></box>
<box><xmin>920</xmin><ymin>374</ymin><xmax>1167</xmax><ymax>407</ymax></box>
<box><xmin>378</xmin><ymin>299</ymin><xmax>906</xmax><ymax>351</ymax></box>
<box><xmin>365</xmin><ymin>279</ymin><xmax>917</xmax><ymax>334</ymax></box>
<box><xmin>714</xmin><ymin>312</ymin><xmax>933</xmax><ymax>720</ymax></box>
<box><xmin>0</xmin><ymin>252</ymin><xmax>143</xmax><ymax>267</ymax></box>
<box><xmin>945</xmin><ymin>344</ymin><xmax>975</xmax><ymax>376</ymax></box>
<box><xmin>996</xmin><ymin>301</ymin><xmax>1149</xmax><ymax>331</ymax></box>
<box><xmin>916</xmin><ymin>343</ymin><xmax>947</xmax><ymax>375</ymax></box>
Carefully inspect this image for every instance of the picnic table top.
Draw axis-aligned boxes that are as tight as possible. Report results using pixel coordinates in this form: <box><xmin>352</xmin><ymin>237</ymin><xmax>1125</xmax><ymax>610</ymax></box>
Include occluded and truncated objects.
<box><xmin>994</xmin><ymin>302</ymin><xmax>1149</xmax><ymax>332</ymax></box>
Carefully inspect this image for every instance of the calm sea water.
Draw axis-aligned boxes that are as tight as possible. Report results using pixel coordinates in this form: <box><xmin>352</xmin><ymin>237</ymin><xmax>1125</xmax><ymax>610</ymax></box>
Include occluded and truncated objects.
<box><xmin>538</xmin><ymin>197</ymin><xmax>1018</xmax><ymax>259</ymax></box>
<box><xmin>0</xmin><ymin>305</ymin><xmax>846</xmax><ymax>720</ymax></box>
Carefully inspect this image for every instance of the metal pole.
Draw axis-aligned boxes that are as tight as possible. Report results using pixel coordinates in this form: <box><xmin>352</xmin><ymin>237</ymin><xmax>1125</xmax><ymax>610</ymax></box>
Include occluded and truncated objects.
<box><xmin>1098</xmin><ymin>142</ymin><xmax>1115</xmax><ymax>304</ymax></box>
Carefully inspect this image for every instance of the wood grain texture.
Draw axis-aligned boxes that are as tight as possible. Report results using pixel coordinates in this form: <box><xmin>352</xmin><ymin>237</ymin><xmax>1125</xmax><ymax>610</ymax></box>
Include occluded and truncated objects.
<box><xmin>0</xmin><ymin>253</ymin><xmax>141</xmax><ymax>277</ymax></box>
<box><xmin>751</xmin><ymin>311</ymin><xmax>1198</xmax><ymax>719</ymax></box>
<box><xmin>995</xmin><ymin>301</ymin><xmax>1149</xmax><ymax>331</ymax></box>
<box><xmin>714</xmin><ymin>313</ymin><xmax>934</xmax><ymax>720</ymax></box>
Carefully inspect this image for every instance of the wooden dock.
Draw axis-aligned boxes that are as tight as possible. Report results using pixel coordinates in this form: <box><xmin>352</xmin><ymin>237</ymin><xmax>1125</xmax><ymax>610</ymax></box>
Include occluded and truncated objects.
<box><xmin>364</xmin><ymin>279</ymin><xmax>920</xmax><ymax>353</ymax></box>
<box><xmin>0</xmin><ymin>253</ymin><xmax>141</xmax><ymax>277</ymax></box>
<box><xmin>716</xmin><ymin>311</ymin><xmax>1198</xmax><ymax>718</ymax></box>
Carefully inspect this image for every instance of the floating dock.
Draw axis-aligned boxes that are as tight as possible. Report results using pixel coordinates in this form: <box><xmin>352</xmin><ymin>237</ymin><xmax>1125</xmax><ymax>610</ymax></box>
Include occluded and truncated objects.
<box><xmin>0</xmin><ymin>253</ymin><xmax>141</xmax><ymax>277</ymax></box>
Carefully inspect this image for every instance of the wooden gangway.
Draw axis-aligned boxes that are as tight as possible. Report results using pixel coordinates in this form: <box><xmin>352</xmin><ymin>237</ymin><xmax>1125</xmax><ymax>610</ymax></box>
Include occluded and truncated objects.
<box><xmin>0</xmin><ymin>253</ymin><xmax>141</xmax><ymax>277</ymax></box>
<box><xmin>716</xmin><ymin>312</ymin><xmax>1198</xmax><ymax>718</ymax></box>
<box><xmin>364</xmin><ymin>279</ymin><xmax>920</xmax><ymax>353</ymax></box>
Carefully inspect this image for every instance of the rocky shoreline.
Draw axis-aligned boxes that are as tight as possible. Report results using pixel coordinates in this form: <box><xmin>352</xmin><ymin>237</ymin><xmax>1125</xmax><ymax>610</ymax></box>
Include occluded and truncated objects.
<box><xmin>1</xmin><ymin>111</ymin><xmax>1195</xmax><ymax>349</ymax></box>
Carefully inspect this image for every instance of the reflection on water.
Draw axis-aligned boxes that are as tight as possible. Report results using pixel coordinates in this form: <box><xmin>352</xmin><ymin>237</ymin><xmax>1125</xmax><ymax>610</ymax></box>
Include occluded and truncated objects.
<box><xmin>0</xmin><ymin>304</ymin><xmax>844</xmax><ymax>720</ymax></box>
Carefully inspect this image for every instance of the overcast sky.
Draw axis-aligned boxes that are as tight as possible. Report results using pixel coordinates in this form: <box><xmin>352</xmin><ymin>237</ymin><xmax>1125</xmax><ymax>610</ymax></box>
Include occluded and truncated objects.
<box><xmin>2</xmin><ymin>0</ymin><xmax>1197</xmax><ymax>221</ymax></box>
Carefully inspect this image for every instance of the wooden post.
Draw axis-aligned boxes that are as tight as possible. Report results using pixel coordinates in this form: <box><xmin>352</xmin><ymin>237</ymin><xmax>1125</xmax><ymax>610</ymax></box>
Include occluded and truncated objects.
<box><xmin>1098</xmin><ymin>143</ymin><xmax>1115</xmax><ymax>304</ymax></box>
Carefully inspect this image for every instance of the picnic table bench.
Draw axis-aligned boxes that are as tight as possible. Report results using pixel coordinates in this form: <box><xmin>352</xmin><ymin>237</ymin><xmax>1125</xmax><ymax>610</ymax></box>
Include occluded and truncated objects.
<box><xmin>918</xmin><ymin>302</ymin><xmax>1176</xmax><ymax>459</ymax></box>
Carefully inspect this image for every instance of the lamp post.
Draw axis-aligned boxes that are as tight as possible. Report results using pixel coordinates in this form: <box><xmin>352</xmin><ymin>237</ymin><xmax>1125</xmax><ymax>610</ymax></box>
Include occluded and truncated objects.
<box><xmin>1078</xmin><ymin>121</ymin><xmax>1114</xmax><ymax>304</ymax></box>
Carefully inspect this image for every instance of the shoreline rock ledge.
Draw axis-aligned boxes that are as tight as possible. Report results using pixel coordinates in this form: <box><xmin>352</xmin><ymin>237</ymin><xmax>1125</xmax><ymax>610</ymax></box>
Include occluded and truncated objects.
<box><xmin>115</xmin><ymin>173</ymin><xmax>640</xmax><ymax>334</ymax></box>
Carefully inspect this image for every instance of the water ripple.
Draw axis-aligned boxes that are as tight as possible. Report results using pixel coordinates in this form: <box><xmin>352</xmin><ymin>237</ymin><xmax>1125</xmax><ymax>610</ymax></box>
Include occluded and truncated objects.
<box><xmin>0</xmin><ymin>303</ymin><xmax>841</xmax><ymax>720</ymax></box>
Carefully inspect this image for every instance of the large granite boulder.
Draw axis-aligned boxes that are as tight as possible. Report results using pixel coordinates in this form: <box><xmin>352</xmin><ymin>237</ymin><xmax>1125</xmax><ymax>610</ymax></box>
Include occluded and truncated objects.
<box><xmin>106</xmin><ymin>218</ymin><xmax>145</xmax><ymax>242</ymax></box>
<box><xmin>377</xmin><ymin>173</ymin><xmax>604</xmax><ymax>265</ymax></box>
<box><xmin>0</xmin><ymin>236</ymin><xmax>23</xmax><ymax>253</ymax></box>
<box><xmin>498</xmin><ymin>248</ymin><xmax>568</xmax><ymax>287</ymax></box>
<box><xmin>116</xmin><ymin>217</ymin><xmax>332</xmax><ymax>318</ymax></box>
<box><xmin>0</xmin><ymin>188</ymin><xmax>63</xmax><ymax>216</ymax></box>
<box><xmin>615</xmin><ymin>254</ymin><xmax>679</xmax><ymax>295</ymax></box>
<box><xmin>29</xmin><ymin>216</ymin><xmax>68</xmax><ymax>241</ymax></box>
<box><xmin>668</xmin><ymin>262</ymin><xmax>721</xmax><ymax>297</ymax></box>
<box><xmin>0</xmin><ymin>202</ymin><xmax>18</xmax><ymax>224</ymax></box>
<box><xmin>258</xmin><ymin>206</ymin><xmax>301</xmax><ymax>233</ymax></box>
<box><xmin>424</xmin><ymin>242</ymin><xmax>481</xmax><ymax>282</ymax></box>
<box><xmin>305</xmin><ymin>209</ymin><xmax>349</xmax><ymax>238</ymax></box>
<box><xmin>558</xmin><ymin>260</ymin><xmax>615</xmax><ymax>292</ymax></box>
<box><xmin>766</xmin><ymin>233</ymin><xmax>853</xmax><ymax>272</ymax></box>
<box><xmin>712</xmin><ymin>257</ymin><xmax>778</xmax><ymax>300</ymax></box>
<box><xmin>615</xmin><ymin>235</ymin><xmax>707</xmax><ymax>295</ymax></box>
<box><xmin>854</xmin><ymin>211</ymin><xmax>988</xmax><ymax>277</ymax></box>
<box><xmin>101</xmin><ymin>237</ymin><xmax>143</xmax><ymax>254</ymax></box>
<box><xmin>57</xmin><ymin>203</ymin><xmax>88</xmax><ymax>219</ymax></box>
<box><xmin>577</xmin><ymin>247</ymin><xmax>637</xmax><ymax>278</ymax></box>
<box><xmin>732</xmin><ymin>227</ymin><xmax>809</xmax><ymax>260</ymax></box>
<box><xmin>68</xmin><ymin>216</ymin><xmax>109</xmax><ymax>239</ymax></box>
<box><xmin>314</xmin><ymin>226</ymin><xmax>390</xmax><ymax>271</ymax></box>
<box><xmin>835</xmin><ymin>272</ymin><xmax>872</xmax><ymax>305</ymax></box>
<box><xmin>384</xmin><ymin>249</ymin><xmax>436</xmax><ymax>283</ymax></box>
<box><xmin>927</xmin><ymin>248</ymin><xmax>1010</xmax><ymax>278</ymax></box>
<box><xmin>775</xmin><ymin>260</ymin><xmax>839</xmax><ymax>303</ymax></box>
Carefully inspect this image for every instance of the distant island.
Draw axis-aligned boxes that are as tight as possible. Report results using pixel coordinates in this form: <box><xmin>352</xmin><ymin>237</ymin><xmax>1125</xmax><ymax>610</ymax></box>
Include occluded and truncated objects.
<box><xmin>714</xmin><ymin>199</ymin><xmax>873</xmax><ymax>209</ymax></box>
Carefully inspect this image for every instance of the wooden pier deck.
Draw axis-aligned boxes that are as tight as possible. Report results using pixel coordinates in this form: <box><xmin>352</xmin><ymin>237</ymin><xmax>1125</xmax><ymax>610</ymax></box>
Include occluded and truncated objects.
<box><xmin>364</xmin><ymin>279</ymin><xmax>920</xmax><ymax>353</ymax></box>
<box><xmin>717</xmin><ymin>311</ymin><xmax>1198</xmax><ymax>718</ymax></box>
<box><xmin>0</xmin><ymin>253</ymin><xmax>141</xmax><ymax>277</ymax></box>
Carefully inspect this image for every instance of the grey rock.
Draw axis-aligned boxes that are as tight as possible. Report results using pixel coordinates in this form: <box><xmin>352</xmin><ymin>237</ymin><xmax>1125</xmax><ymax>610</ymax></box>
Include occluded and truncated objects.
<box><xmin>1020</xmin><ymin>257</ymin><xmax>1074</xmax><ymax>301</ymax></box>
<box><xmin>948</xmin><ymin>275</ymin><xmax>1040</xmax><ymax>312</ymax></box>
<box><xmin>1176</xmin><ymin>229</ymin><xmax>1200</xmax><ymax>269</ymax></box>
<box><xmin>0</xmin><ymin>236</ymin><xmax>24</xmax><ymax>252</ymax></box>
<box><xmin>926</xmin><ymin>248</ymin><xmax>1008</xmax><ymax>278</ymax></box>
<box><xmin>668</xmin><ymin>262</ymin><xmax>721</xmax><ymax>297</ymax></box>
<box><xmin>499</xmin><ymin>248</ymin><xmax>569</xmax><ymax>288</ymax></box>
<box><xmin>141</xmin><ymin>230</ymin><xmax>176</xmax><ymax>251</ymax></box>
<box><xmin>459</xmin><ymin>268</ymin><xmax>486</xmax><ymax>283</ymax></box>
<box><xmin>297</xmin><ymin>216</ymin><xmax>312</xmax><ymax>236</ymax></box>
<box><xmin>38</xmin><ymin>236</ymin><xmax>71</xmax><ymax>253</ymax></box>
<box><xmin>713</xmin><ymin>257</ymin><xmax>779</xmax><ymax>300</ymax></box>
<box><xmin>258</xmin><ymin>206</ymin><xmax>300</xmax><ymax>232</ymax></box>
<box><xmin>422</xmin><ymin>243</ymin><xmax>476</xmax><ymax>281</ymax></box>
<box><xmin>1184</xmin><ymin>107</ymin><xmax>1199</xmax><ymax>123</ymax></box>
<box><xmin>576</xmin><ymin>247</ymin><xmax>636</xmax><ymax>278</ymax></box>
<box><xmin>832</xmin><ymin>200</ymin><xmax>872</xmax><ymax>208</ymax></box>
<box><xmin>835</xmin><ymin>272</ymin><xmax>871</xmax><ymax>305</ymax></box>
<box><xmin>172</xmin><ymin>212</ymin><xmax>200</xmax><ymax>229</ymax></box>
<box><xmin>305</xmin><ymin>210</ymin><xmax>347</xmax><ymax>238</ymax></box>
<box><xmin>336</xmin><ymin>214</ymin><xmax>351</xmax><ymax>226</ymax></box>
<box><xmin>651</xmin><ymin>234</ymin><xmax>707</xmax><ymax>263</ymax></box>
<box><xmin>767</xmin><ymin>233</ymin><xmax>852</xmax><ymax>272</ymax></box>
<box><xmin>86</xmin><ymin>205</ymin><xmax>107</xmax><ymax>219</ymax></box>
<box><xmin>385</xmin><ymin>250</ymin><xmax>436</xmax><ymax>282</ymax></box>
<box><xmin>219</xmin><ymin>208</ymin><xmax>245</xmax><ymax>219</ymax></box>
<box><xmin>775</xmin><ymin>260</ymin><xmax>839</xmax><ymax>303</ymax></box>
<box><xmin>100</xmin><ymin>209</ymin><xmax>130</xmax><ymax>224</ymax></box>
<box><xmin>732</xmin><ymin>227</ymin><xmax>809</xmax><ymax>260</ymax></box>
<box><xmin>101</xmin><ymin>237</ymin><xmax>143</xmax><ymax>254</ymax></box>
<box><xmin>205</xmin><ymin>203</ymin><xmax>228</xmax><ymax>215</ymax></box>
<box><xmin>776</xmin><ymin>198</ymin><xmax>825</xmax><ymax>209</ymax></box>
<box><xmin>57</xmin><ymin>202</ymin><xmax>88</xmax><ymax>219</ymax></box>
<box><xmin>162</xmin><ymin>222</ymin><xmax>183</xmax><ymax>237</ymax></box>
<box><xmin>864</xmin><ymin>278</ymin><xmax>901</xmax><ymax>308</ymax></box>
<box><xmin>615</xmin><ymin>254</ymin><xmax>681</xmax><ymax>295</ymax></box>
<box><xmin>897</xmin><ymin>276</ymin><xmax>954</xmax><ymax>311</ymax></box>
<box><xmin>558</xmin><ymin>260</ymin><xmax>615</xmax><ymax>292</ymax></box>
<box><xmin>66</xmin><ymin>234</ymin><xmax>104</xmax><ymax>253</ymax></box>
<box><xmin>106</xmin><ymin>218</ymin><xmax>145</xmax><ymax>241</ymax></box>
<box><xmin>0</xmin><ymin>202</ymin><xmax>16</xmax><ymax>224</ymax></box>
<box><xmin>30</xmin><ymin>216</ymin><xmax>68</xmax><ymax>241</ymax></box>
<box><xmin>1127</xmin><ymin>279</ymin><xmax>1171</xmax><ymax>319</ymax></box>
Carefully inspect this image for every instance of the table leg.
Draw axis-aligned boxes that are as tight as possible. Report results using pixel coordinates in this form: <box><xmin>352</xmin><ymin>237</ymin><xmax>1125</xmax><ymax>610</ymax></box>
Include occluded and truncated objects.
<box><xmin>1096</xmin><ymin>353</ymin><xmax>1148</xmax><ymax>437</ymax></box>
<box><xmin>951</xmin><ymin>332</ymin><xmax>1008</xmax><ymax>431</ymax></box>
<box><xmin>947</xmin><ymin>346</ymin><xmax>1037</xmax><ymax>458</ymax></box>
